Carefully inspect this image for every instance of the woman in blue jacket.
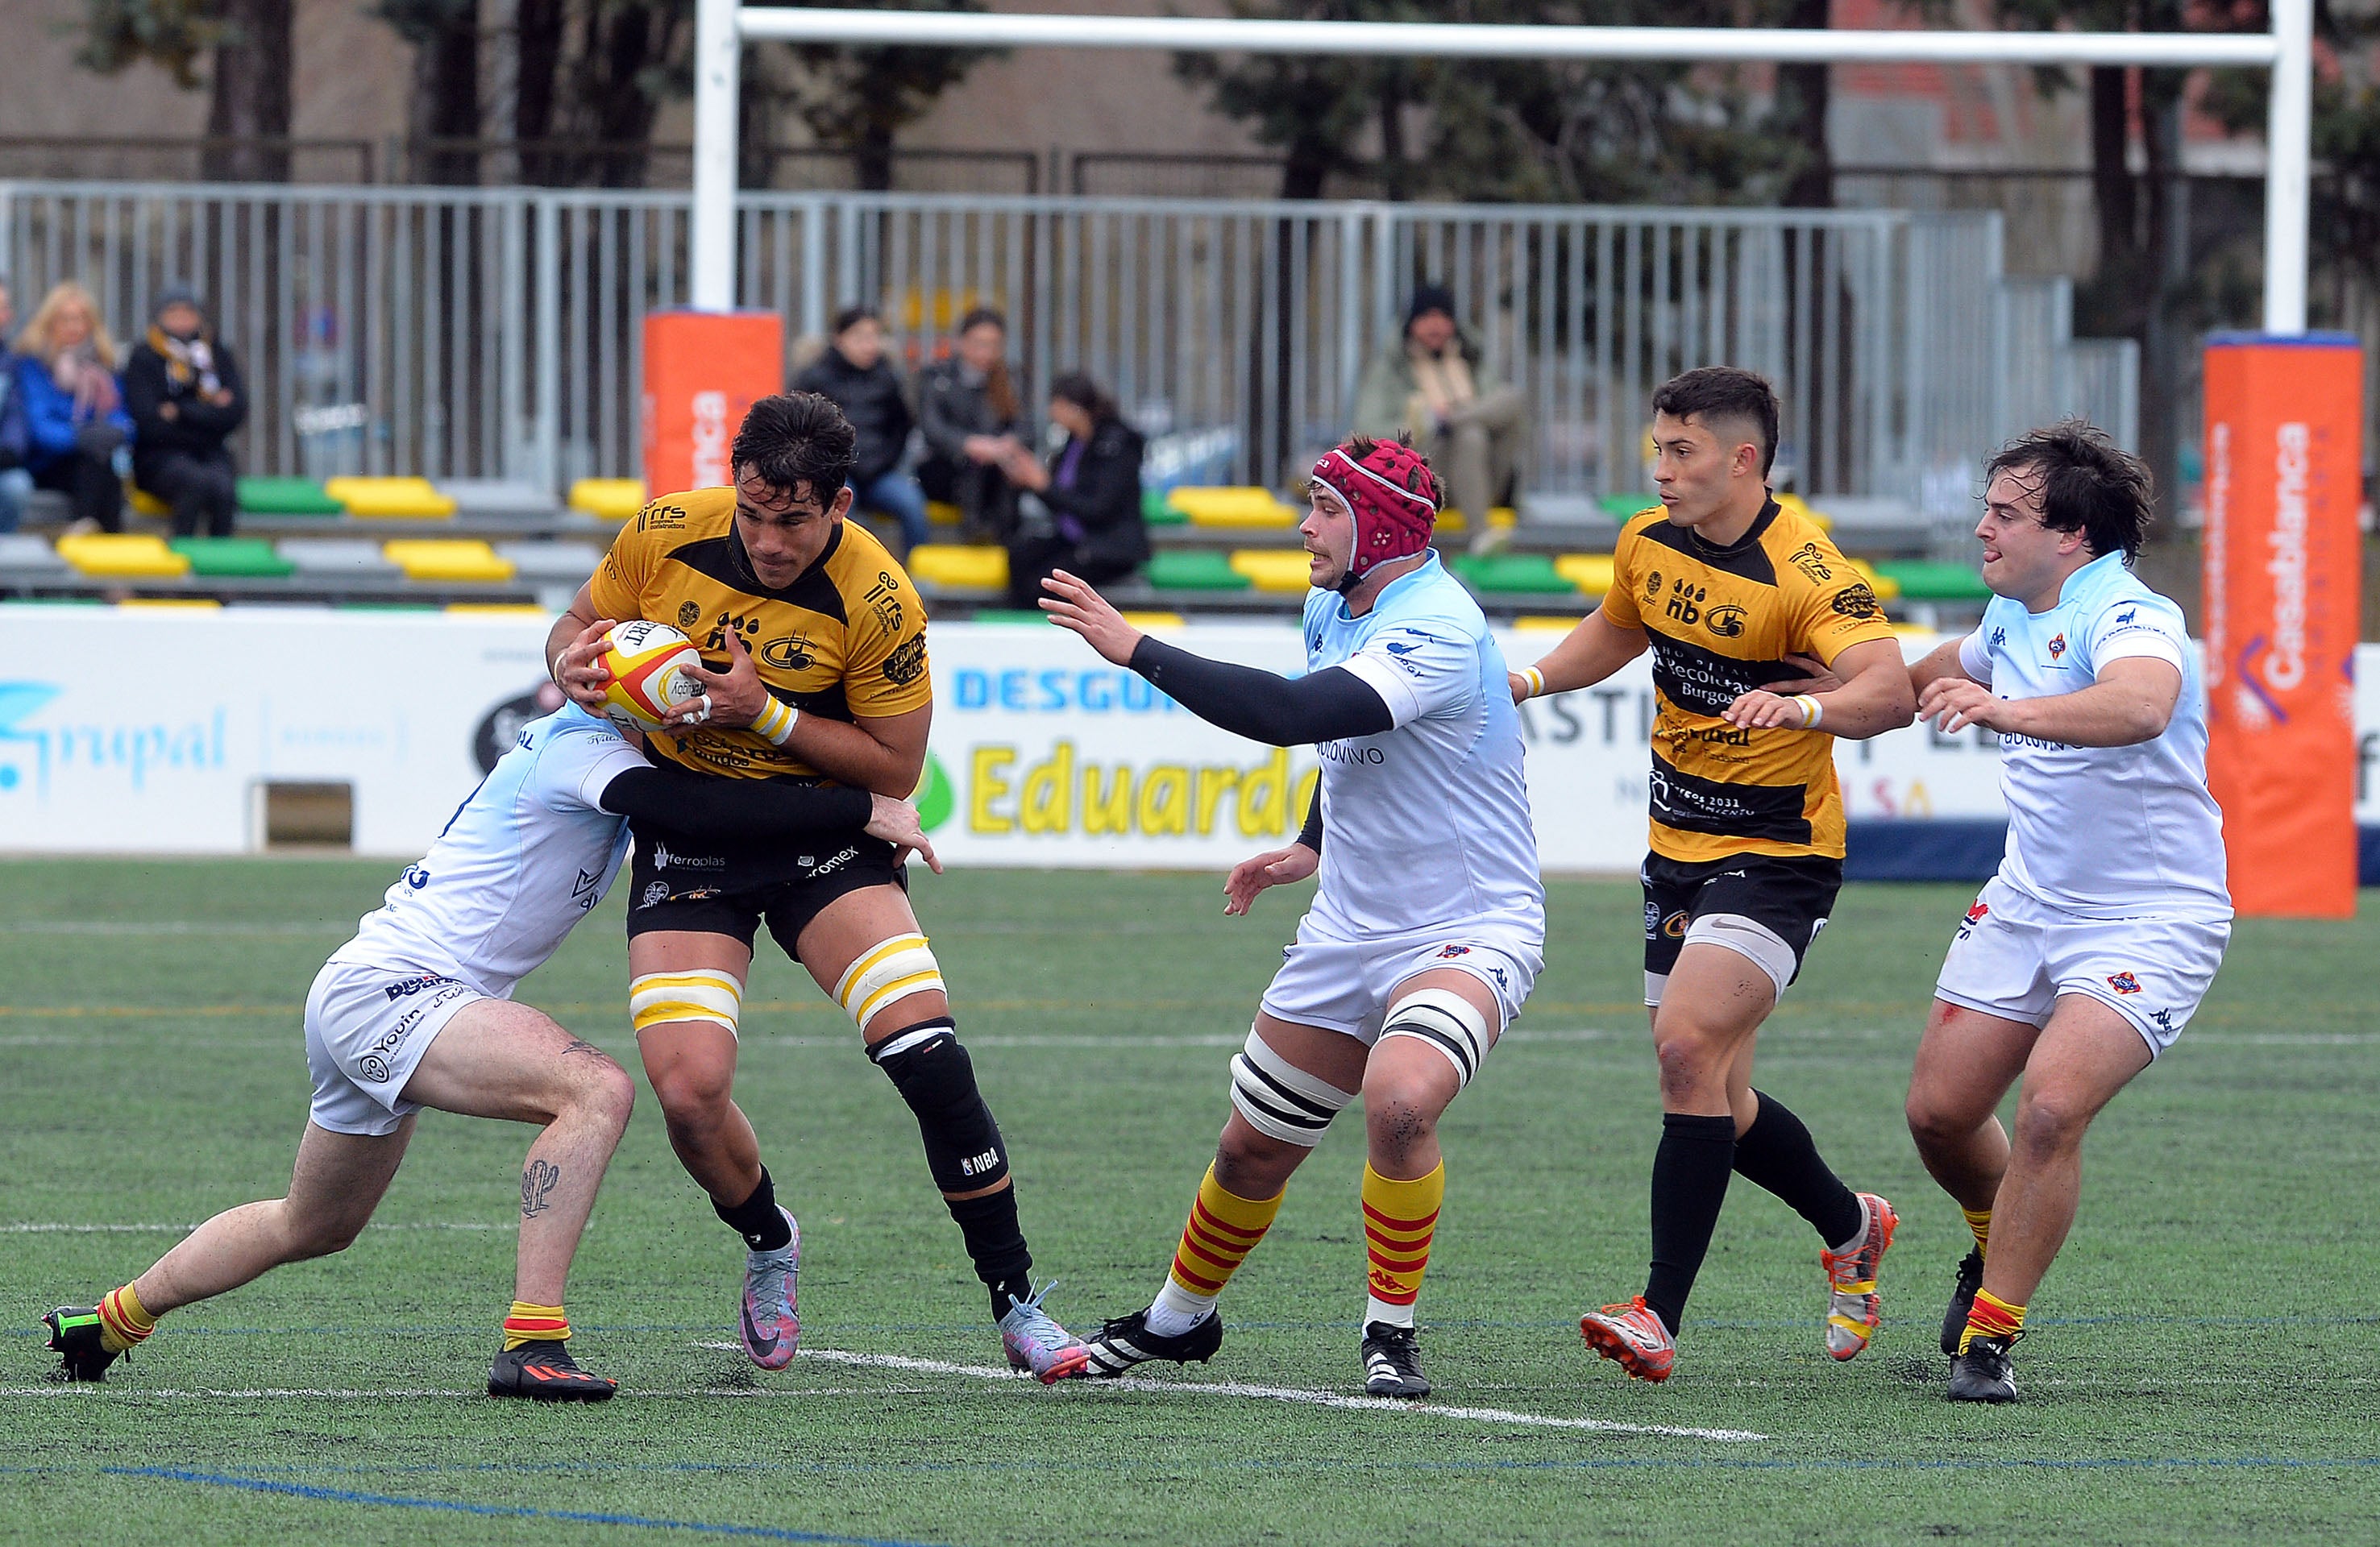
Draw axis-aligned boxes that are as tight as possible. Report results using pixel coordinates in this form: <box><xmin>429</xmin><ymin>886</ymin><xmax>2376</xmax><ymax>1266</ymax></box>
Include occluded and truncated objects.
<box><xmin>14</xmin><ymin>281</ymin><xmax>132</xmax><ymax>533</ymax></box>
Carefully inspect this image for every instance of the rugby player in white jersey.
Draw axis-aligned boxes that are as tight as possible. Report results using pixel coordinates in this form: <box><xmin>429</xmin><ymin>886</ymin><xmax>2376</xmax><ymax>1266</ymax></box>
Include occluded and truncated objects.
<box><xmin>42</xmin><ymin>691</ymin><xmax>937</xmax><ymax>1400</ymax></box>
<box><xmin>1886</xmin><ymin>422</ymin><xmax>2229</xmax><ymax>1401</ymax></box>
<box><xmin>1040</xmin><ymin>433</ymin><xmax>1543</xmax><ymax>1399</ymax></box>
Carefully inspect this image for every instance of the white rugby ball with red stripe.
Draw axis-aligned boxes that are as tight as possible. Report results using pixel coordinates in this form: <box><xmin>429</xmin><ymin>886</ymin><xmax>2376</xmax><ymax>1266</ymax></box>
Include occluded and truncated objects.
<box><xmin>598</xmin><ymin>620</ymin><xmax>704</xmax><ymax>731</ymax></box>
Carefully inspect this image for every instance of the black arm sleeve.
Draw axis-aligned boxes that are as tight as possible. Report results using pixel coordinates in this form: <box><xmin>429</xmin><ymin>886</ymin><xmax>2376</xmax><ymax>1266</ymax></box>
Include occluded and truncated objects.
<box><xmin>1127</xmin><ymin>636</ymin><xmax>1394</xmax><ymax>747</ymax></box>
<box><xmin>1298</xmin><ymin>779</ymin><xmax>1322</xmax><ymax>853</ymax></box>
<box><xmin>597</xmin><ymin>760</ymin><xmax>873</xmax><ymax>840</ymax></box>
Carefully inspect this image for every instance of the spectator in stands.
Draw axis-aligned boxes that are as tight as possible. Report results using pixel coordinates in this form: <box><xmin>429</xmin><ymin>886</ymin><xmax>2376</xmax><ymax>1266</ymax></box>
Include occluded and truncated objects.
<box><xmin>15</xmin><ymin>281</ymin><xmax>132</xmax><ymax>536</ymax></box>
<box><xmin>999</xmin><ymin>371</ymin><xmax>1148</xmax><ymax>608</ymax></box>
<box><xmin>795</xmin><ymin>305</ymin><xmax>927</xmax><ymax>554</ymax></box>
<box><xmin>1351</xmin><ymin>283</ymin><xmax>1528</xmax><ymax>539</ymax></box>
<box><xmin>125</xmin><ymin>286</ymin><xmax>248</xmax><ymax>539</ymax></box>
<box><xmin>0</xmin><ymin>280</ymin><xmax>31</xmax><ymax>533</ymax></box>
<box><xmin>916</xmin><ymin>305</ymin><xmax>1024</xmax><ymax>541</ymax></box>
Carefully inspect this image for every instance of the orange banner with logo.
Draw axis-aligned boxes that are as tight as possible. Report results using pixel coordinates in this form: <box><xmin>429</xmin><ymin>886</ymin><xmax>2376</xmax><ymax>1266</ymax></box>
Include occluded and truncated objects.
<box><xmin>642</xmin><ymin>310</ymin><xmax>784</xmax><ymax>498</ymax></box>
<box><xmin>2200</xmin><ymin>333</ymin><xmax>2365</xmax><ymax>917</ymax></box>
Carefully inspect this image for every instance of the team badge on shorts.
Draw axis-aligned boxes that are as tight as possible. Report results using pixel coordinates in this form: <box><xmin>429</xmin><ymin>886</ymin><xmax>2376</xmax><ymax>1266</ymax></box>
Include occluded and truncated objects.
<box><xmin>2106</xmin><ymin>972</ymin><xmax>2143</xmax><ymax>995</ymax></box>
<box><xmin>1956</xmin><ymin>898</ymin><xmax>1988</xmax><ymax>940</ymax></box>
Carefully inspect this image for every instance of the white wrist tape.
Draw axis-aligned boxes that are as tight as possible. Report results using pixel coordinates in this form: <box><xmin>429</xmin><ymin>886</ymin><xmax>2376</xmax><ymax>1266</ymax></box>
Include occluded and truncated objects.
<box><xmin>1794</xmin><ymin>695</ymin><xmax>1824</xmax><ymax>729</ymax></box>
<box><xmin>751</xmin><ymin>696</ymin><xmax>799</xmax><ymax>746</ymax></box>
<box><xmin>1521</xmin><ymin>666</ymin><xmax>1546</xmax><ymax>700</ymax></box>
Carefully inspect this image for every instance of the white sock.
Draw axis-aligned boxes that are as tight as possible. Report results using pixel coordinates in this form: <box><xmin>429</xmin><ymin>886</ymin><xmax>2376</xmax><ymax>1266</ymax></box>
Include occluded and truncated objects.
<box><xmin>1364</xmin><ymin>1295</ymin><xmax>1414</xmax><ymax>1329</ymax></box>
<box><xmin>1828</xmin><ymin>1194</ymin><xmax>1872</xmax><ymax>1260</ymax></box>
<box><xmin>1144</xmin><ymin>1279</ymin><xmax>1216</xmax><ymax>1338</ymax></box>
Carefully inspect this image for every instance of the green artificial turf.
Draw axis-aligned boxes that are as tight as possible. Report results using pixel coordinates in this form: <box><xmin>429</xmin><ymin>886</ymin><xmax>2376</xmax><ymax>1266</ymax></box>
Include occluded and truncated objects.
<box><xmin>2</xmin><ymin>861</ymin><xmax>2376</xmax><ymax>1544</ymax></box>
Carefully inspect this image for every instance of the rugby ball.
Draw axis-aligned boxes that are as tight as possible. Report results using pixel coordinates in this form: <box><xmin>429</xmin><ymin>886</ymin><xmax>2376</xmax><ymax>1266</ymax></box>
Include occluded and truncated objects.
<box><xmin>598</xmin><ymin>620</ymin><xmax>704</xmax><ymax>731</ymax></box>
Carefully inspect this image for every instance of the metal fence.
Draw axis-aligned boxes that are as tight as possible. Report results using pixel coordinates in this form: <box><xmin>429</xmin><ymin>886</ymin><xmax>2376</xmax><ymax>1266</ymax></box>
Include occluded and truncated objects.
<box><xmin>0</xmin><ymin>181</ymin><xmax>2137</xmax><ymax>515</ymax></box>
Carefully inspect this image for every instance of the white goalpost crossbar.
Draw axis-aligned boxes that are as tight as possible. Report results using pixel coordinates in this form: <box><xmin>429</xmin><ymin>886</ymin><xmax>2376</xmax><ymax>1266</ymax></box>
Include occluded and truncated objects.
<box><xmin>691</xmin><ymin>0</ymin><xmax>2315</xmax><ymax>333</ymax></box>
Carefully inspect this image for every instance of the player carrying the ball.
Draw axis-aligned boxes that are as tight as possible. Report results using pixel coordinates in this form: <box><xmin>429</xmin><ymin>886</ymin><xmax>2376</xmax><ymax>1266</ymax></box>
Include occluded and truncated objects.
<box><xmin>43</xmin><ymin>700</ymin><xmax>936</xmax><ymax>1397</ymax></box>
<box><xmin>1511</xmin><ymin>367</ymin><xmax>1916</xmax><ymax>1383</ymax></box>
<box><xmin>546</xmin><ymin>392</ymin><xmax>1092</xmax><ymax>1382</ymax></box>
<box><xmin>1040</xmin><ymin>433</ymin><xmax>1543</xmax><ymax>1400</ymax></box>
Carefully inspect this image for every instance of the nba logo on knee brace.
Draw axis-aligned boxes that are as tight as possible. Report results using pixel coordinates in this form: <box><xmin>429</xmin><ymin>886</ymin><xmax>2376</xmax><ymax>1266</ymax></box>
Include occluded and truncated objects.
<box><xmin>959</xmin><ymin>1147</ymin><xmax>1001</xmax><ymax>1177</ymax></box>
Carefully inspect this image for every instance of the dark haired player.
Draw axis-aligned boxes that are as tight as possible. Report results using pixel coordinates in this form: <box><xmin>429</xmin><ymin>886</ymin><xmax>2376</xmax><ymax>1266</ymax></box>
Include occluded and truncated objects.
<box><xmin>1877</xmin><ymin>423</ymin><xmax>2229</xmax><ymax>1402</ymax></box>
<box><xmin>1512</xmin><ymin>367</ymin><xmax>1916</xmax><ymax>1383</ymax></box>
<box><xmin>1043</xmin><ymin>435</ymin><xmax>1542</xmax><ymax>1400</ymax></box>
<box><xmin>546</xmin><ymin>392</ymin><xmax>1090</xmax><ymax>1382</ymax></box>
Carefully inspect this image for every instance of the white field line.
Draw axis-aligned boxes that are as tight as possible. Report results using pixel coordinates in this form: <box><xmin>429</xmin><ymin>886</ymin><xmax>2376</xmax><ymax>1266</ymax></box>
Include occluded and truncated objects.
<box><xmin>729</xmin><ymin>1344</ymin><xmax>1764</xmax><ymax>1442</ymax></box>
<box><xmin>2</xmin><ymin>1221</ymin><xmax>515</xmax><ymax>1234</ymax></box>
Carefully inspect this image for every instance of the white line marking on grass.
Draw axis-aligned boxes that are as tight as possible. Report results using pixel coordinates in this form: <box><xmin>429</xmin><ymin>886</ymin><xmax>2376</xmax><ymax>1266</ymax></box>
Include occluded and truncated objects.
<box><xmin>2</xmin><ymin>1221</ymin><xmax>516</xmax><ymax>1234</ymax></box>
<box><xmin>751</xmin><ymin>1346</ymin><xmax>1765</xmax><ymax>1442</ymax></box>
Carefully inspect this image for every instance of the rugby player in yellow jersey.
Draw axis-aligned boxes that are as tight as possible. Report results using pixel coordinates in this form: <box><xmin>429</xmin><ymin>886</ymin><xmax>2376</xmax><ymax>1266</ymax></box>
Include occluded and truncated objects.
<box><xmin>1512</xmin><ymin>367</ymin><xmax>1916</xmax><ymax>1383</ymax></box>
<box><xmin>544</xmin><ymin>392</ymin><xmax>1090</xmax><ymax>1382</ymax></box>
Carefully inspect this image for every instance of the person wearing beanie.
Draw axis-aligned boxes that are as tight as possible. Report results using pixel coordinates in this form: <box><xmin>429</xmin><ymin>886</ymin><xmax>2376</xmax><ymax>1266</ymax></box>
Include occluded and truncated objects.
<box><xmin>124</xmin><ymin>285</ymin><xmax>247</xmax><ymax>538</ymax></box>
<box><xmin>1349</xmin><ymin>284</ymin><xmax>1530</xmax><ymax>542</ymax></box>
<box><xmin>1040</xmin><ymin>433</ymin><xmax>1543</xmax><ymax>1402</ymax></box>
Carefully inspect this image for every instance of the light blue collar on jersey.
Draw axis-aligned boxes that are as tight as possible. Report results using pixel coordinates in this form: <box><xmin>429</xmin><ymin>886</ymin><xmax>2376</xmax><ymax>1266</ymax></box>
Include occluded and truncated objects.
<box><xmin>1327</xmin><ymin>548</ymin><xmax>1444</xmax><ymax>620</ymax></box>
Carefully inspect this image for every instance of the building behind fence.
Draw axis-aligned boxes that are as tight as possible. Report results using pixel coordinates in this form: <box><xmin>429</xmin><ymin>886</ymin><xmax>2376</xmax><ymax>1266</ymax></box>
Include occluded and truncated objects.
<box><xmin>0</xmin><ymin>180</ymin><xmax>2136</xmax><ymax>532</ymax></box>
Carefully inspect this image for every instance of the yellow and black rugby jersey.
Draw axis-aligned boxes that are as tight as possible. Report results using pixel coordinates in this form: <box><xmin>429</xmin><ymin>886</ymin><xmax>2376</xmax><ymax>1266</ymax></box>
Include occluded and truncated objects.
<box><xmin>588</xmin><ymin>487</ymin><xmax>931</xmax><ymax>782</ymax></box>
<box><xmin>1599</xmin><ymin>497</ymin><xmax>1896</xmax><ymax>862</ymax></box>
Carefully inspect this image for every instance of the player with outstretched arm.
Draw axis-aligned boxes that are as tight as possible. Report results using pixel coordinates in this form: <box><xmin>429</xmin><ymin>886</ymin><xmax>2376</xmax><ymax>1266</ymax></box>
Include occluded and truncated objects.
<box><xmin>1041</xmin><ymin>433</ymin><xmax>1543</xmax><ymax>1400</ymax></box>
<box><xmin>43</xmin><ymin>701</ymin><xmax>938</xmax><ymax>1398</ymax></box>
<box><xmin>545</xmin><ymin>393</ymin><xmax>1091</xmax><ymax>1383</ymax></box>
<box><xmin>1510</xmin><ymin>367</ymin><xmax>1916</xmax><ymax>1384</ymax></box>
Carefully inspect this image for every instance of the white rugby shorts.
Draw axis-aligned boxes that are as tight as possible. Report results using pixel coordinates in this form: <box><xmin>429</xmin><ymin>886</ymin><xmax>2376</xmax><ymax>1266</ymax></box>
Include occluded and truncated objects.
<box><xmin>1260</xmin><ymin>913</ymin><xmax>1542</xmax><ymax>1043</ymax></box>
<box><xmin>304</xmin><ymin>958</ymin><xmax>488</xmax><ymax>1135</ymax></box>
<box><xmin>1933</xmin><ymin>876</ymin><xmax>2229</xmax><ymax>1058</ymax></box>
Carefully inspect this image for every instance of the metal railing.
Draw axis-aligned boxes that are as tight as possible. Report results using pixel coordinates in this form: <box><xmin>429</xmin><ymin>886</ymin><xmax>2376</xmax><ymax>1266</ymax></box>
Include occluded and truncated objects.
<box><xmin>0</xmin><ymin>180</ymin><xmax>2137</xmax><ymax>512</ymax></box>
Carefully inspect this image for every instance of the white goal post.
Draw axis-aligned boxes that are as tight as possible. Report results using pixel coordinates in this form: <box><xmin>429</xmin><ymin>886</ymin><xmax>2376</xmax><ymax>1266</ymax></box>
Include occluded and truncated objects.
<box><xmin>690</xmin><ymin>1</ymin><xmax>2314</xmax><ymax>334</ymax></box>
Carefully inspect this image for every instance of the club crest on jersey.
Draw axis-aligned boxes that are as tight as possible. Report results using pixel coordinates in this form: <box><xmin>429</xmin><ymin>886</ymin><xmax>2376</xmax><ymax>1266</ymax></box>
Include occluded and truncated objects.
<box><xmin>761</xmin><ymin>634</ymin><xmax>816</xmax><ymax>671</ymax></box>
<box><xmin>677</xmin><ymin>600</ymin><xmax>702</xmax><ymax>629</ymax></box>
<box><xmin>1704</xmin><ymin>603</ymin><xmax>1747</xmax><ymax>639</ymax></box>
<box><xmin>2106</xmin><ymin>971</ymin><xmax>2142</xmax><ymax>995</ymax></box>
<box><xmin>2048</xmin><ymin>633</ymin><xmax>2068</xmax><ymax>662</ymax></box>
<box><xmin>1644</xmin><ymin>569</ymin><xmax>1663</xmax><ymax>599</ymax></box>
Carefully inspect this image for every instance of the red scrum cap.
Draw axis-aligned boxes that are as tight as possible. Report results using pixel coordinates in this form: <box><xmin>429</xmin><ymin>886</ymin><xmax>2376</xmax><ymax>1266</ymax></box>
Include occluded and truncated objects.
<box><xmin>1309</xmin><ymin>434</ymin><xmax>1443</xmax><ymax>584</ymax></box>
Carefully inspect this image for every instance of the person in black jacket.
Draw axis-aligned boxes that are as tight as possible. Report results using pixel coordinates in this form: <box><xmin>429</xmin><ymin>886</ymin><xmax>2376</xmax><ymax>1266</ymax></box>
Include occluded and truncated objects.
<box><xmin>998</xmin><ymin>372</ymin><xmax>1148</xmax><ymax>608</ymax></box>
<box><xmin>915</xmin><ymin>306</ymin><xmax>1024</xmax><ymax>542</ymax></box>
<box><xmin>793</xmin><ymin>306</ymin><xmax>928</xmax><ymax>554</ymax></box>
<box><xmin>124</xmin><ymin>287</ymin><xmax>247</xmax><ymax>538</ymax></box>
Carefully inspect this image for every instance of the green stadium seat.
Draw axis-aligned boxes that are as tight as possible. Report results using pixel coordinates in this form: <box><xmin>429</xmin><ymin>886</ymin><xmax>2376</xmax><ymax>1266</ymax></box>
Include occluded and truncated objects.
<box><xmin>1874</xmin><ymin>560</ymin><xmax>1992</xmax><ymax>602</ymax></box>
<box><xmin>237</xmin><ymin>476</ymin><xmax>345</xmax><ymax>516</ymax></box>
<box><xmin>1146</xmin><ymin>550</ymin><xmax>1251</xmax><ymax>591</ymax></box>
<box><xmin>1452</xmin><ymin>552</ymin><xmax>1568</xmax><ymax>594</ymax></box>
<box><xmin>971</xmin><ymin>609</ymin><xmax>1046</xmax><ymax>624</ymax></box>
<box><xmin>1599</xmin><ymin>492</ymin><xmax>1658</xmax><ymax>520</ymax></box>
<box><xmin>1143</xmin><ymin>487</ymin><xmax>1187</xmax><ymax>525</ymax></box>
<box><xmin>170</xmin><ymin>537</ymin><xmax>297</xmax><ymax>579</ymax></box>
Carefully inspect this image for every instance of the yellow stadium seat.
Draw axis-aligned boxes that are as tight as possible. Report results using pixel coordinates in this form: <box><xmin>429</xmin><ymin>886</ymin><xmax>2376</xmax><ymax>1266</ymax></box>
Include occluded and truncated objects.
<box><xmin>1512</xmin><ymin>614</ymin><xmax>1585</xmax><ymax>632</ymax></box>
<box><xmin>323</xmin><ymin>476</ymin><xmax>458</xmax><ymax>519</ymax></box>
<box><xmin>1230</xmin><ymin>549</ymin><xmax>1315</xmax><ymax>593</ymax></box>
<box><xmin>906</xmin><ymin>544</ymin><xmax>1007</xmax><ymax>592</ymax></box>
<box><xmin>1554</xmin><ymin>554</ymin><xmax>1616</xmax><ymax>595</ymax></box>
<box><xmin>1119</xmin><ymin>612</ymin><xmax>1186</xmax><ymax>628</ymax></box>
<box><xmin>57</xmin><ymin>533</ymin><xmax>190</xmax><ymax>579</ymax></box>
<box><xmin>926</xmin><ymin>501</ymin><xmax>962</xmax><ymax>526</ymax></box>
<box><xmin>383</xmin><ymin>540</ymin><xmax>516</xmax><ymax>583</ymax></box>
<box><xmin>1435</xmin><ymin>506</ymin><xmax>1518</xmax><ymax>535</ymax></box>
<box><xmin>1846</xmin><ymin>558</ymin><xmax>1902</xmax><ymax>603</ymax></box>
<box><xmin>116</xmin><ymin>597</ymin><xmax>221</xmax><ymax>609</ymax></box>
<box><xmin>568</xmin><ymin>478</ymin><xmax>646</xmax><ymax>521</ymax></box>
<box><xmin>128</xmin><ymin>487</ymin><xmax>171</xmax><ymax>518</ymax></box>
<box><xmin>1773</xmin><ymin>492</ymin><xmax>1833</xmax><ymax>533</ymax></box>
<box><xmin>1172</xmin><ymin>487</ymin><xmax>1298</xmax><ymax>528</ymax></box>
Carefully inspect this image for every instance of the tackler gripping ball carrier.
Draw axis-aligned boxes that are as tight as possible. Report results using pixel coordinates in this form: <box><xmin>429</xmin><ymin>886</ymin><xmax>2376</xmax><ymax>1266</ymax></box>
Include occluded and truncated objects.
<box><xmin>599</xmin><ymin>620</ymin><xmax>704</xmax><ymax>731</ymax></box>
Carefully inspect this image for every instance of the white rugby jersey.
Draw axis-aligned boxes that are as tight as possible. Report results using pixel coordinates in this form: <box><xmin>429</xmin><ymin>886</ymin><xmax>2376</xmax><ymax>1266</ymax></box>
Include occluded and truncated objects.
<box><xmin>1958</xmin><ymin>550</ymin><xmax>2230</xmax><ymax>920</ymax></box>
<box><xmin>1301</xmin><ymin>552</ymin><xmax>1544</xmax><ymax>942</ymax></box>
<box><xmin>331</xmin><ymin>705</ymin><xmax>646</xmax><ymax>996</ymax></box>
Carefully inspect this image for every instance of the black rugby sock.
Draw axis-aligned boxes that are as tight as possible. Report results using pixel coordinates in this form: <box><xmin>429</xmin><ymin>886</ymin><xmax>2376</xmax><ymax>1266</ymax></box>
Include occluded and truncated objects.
<box><xmin>1643</xmin><ymin>1114</ymin><xmax>1738</xmax><ymax>1338</ymax></box>
<box><xmin>715</xmin><ymin>1167</ymin><xmax>795</xmax><ymax>1252</ymax></box>
<box><xmin>1730</xmin><ymin>1090</ymin><xmax>1864</xmax><ymax>1247</ymax></box>
<box><xmin>946</xmin><ymin>1188</ymin><xmax>1034</xmax><ymax>1320</ymax></box>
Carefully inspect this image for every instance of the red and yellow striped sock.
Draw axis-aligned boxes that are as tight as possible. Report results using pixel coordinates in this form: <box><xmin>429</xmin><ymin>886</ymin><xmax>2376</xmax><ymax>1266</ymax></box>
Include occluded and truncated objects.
<box><xmin>1361</xmin><ymin>1160</ymin><xmax>1444</xmax><ymax>1327</ymax></box>
<box><xmin>1154</xmin><ymin>1165</ymin><xmax>1283</xmax><ymax>1320</ymax></box>
<box><xmin>1963</xmin><ymin>1207</ymin><xmax>1992</xmax><ymax>1258</ymax></box>
<box><xmin>95</xmin><ymin>1283</ymin><xmax>155</xmax><ymax>1355</ymax></box>
<box><xmin>503</xmin><ymin>1301</ymin><xmax>571</xmax><ymax>1350</ymax></box>
<box><xmin>1958</xmin><ymin>1288</ymin><xmax>2025</xmax><ymax>1353</ymax></box>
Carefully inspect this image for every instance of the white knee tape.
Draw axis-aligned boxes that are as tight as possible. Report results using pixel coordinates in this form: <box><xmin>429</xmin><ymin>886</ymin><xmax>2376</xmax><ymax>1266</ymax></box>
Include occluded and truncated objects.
<box><xmin>630</xmin><ymin>969</ymin><xmax>743</xmax><ymax>1036</ymax></box>
<box><xmin>833</xmin><ymin>932</ymin><xmax>946</xmax><ymax>1032</ymax></box>
<box><xmin>1228</xmin><ymin>1026</ymin><xmax>1356</xmax><ymax>1147</ymax></box>
<box><xmin>1378</xmin><ymin>987</ymin><xmax>1493</xmax><ymax>1090</ymax></box>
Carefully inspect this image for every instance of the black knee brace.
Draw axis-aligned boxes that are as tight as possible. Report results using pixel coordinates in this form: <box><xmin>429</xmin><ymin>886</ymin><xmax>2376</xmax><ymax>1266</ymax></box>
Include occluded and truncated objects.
<box><xmin>868</xmin><ymin>1018</ymin><xmax>1010</xmax><ymax>1193</ymax></box>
